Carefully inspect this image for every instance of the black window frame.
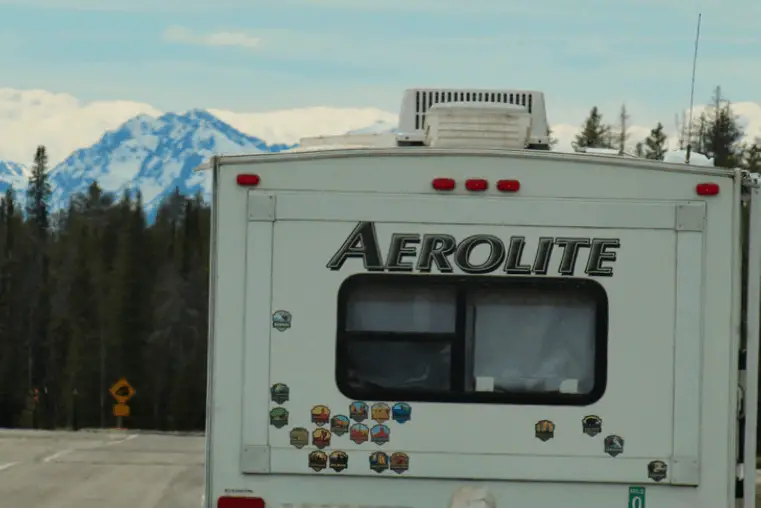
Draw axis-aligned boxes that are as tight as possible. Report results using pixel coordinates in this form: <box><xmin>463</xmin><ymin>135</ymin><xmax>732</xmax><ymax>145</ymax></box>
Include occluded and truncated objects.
<box><xmin>335</xmin><ymin>274</ymin><xmax>608</xmax><ymax>406</ymax></box>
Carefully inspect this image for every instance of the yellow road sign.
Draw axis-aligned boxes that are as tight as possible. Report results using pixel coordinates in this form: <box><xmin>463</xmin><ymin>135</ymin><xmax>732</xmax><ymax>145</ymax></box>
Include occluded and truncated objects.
<box><xmin>113</xmin><ymin>403</ymin><xmax>130</xmax><ymax>417</ymax></box>
<box><xmin>109</xmin><ymin>378</ymin><xmax>135</xmax><ymax>404</ymax></box>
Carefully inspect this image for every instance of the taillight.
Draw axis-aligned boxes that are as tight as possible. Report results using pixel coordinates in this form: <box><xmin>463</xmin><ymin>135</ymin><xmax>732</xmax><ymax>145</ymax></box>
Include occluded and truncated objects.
<box><xmin>432</xmin><ymin>178</ymin><xmax>456</xmax><ymax>190</ymax></box>
<box><xmin>465</xmin><ymin>178</ymin><xmax>488</xmax><ymax>191</ymax></box>
<box><xmin>217</xmin><ymin>496</ymin><xmax>265</xmax><ymax>508</ymax></box>
<box><xmin>696</xmin><ymin>182</ymin><xmax>719</xmax><ymax>196</ymax></box>
<box><xmin>236</xmin><ymin>174</ymin><xmax>261</xmax><ymax>186</ymax></box>
<box><xmin>496</xmin><ymin>179</ymin><xmax>520</xmax><ymax>192</ymax></box>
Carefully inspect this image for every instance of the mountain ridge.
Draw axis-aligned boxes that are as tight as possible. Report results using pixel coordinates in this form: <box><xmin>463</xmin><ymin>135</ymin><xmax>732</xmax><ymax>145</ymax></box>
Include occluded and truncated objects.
<box><xmin>0</xmin><ymin>108</ymin><xmax>295</xmax><ymax>220</ymax></box>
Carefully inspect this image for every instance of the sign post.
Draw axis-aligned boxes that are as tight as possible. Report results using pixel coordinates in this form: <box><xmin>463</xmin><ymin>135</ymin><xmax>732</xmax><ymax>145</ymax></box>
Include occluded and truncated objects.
<box><xmin>109</xmin><ymin>378</ymin><xmax>135</xmax><ymax>429</ymax></box>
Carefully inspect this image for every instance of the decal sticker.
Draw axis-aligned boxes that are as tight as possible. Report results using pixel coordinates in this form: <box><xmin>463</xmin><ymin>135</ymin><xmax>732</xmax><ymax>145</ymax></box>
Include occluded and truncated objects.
<box><xmin>311</xmin><ymin>405</ymin><xmax>330</xmax><ymax>426</ymax></box>
<box><xmin>330</xmin><ymin>415</ymin><xmax>350</xmax><ymax>436</ymax></box>
<box><xmin>371</xmin><ymin>403</ymin><xmax>391</xmax><ymax>423</ymax></box>
<box><xmin>390</xmin><ymin>452</ymin><xmax>409</xmax><ymax>474</ymax></box>
<box><xmin>391</xmin><ymin>402</ymin><xmax>412</xmax><ymax>424</ymax></box>
<box><xmin>312</xmin><ymin>428</ymin><xmax>332</xmax><ymax>449</ymax></box>
<box><xmin>604</xmin><ymin>435</ymin><xmax>625</xmax><ymax>457</ymax></box>
<box><xmin>582</xmin><ymin>415</ymin><xmax>602</xmax><ymax>437</ymax></box>
<box><xmin>326</xmin><ymin>221</ymin><xmax>621</xmax><ymax>277</ymax></box>
<box><xmin>269</xmin><ymin>407</ymin><xmax>289</xmax><ymax>429</ymax></box>
<box><xmin>308</xmin><ymin>450</ymin><xmax>328</xmax><ymax>472</ymax></box>
<box><xmin>290</xmin><ymin>427</ymin><xmax>309</xmax><ymax>449</ymax></box>
<box><xmin>329</xmin><ymin>451</ymin><xmax>349</xmax><ymax>473</ymax></box>
<box><xmin>350</xmin><ymin>423</ymin><xmax>369</xmax><ymax>445</ymax></box>
<box><xmin>647</xmin><ymin>461</ymin><xmax>667</xmax><ymax>482</ymax></box>
<box><xmin>349</xmin><ymin>401</ymin><xmax>369</xmax><ymax>422</ymax></box>
<box><xmin>369</xmin><ymin>451</ymin><xmax>389</xmax><ymax>473</ymax></box>
<box><xmin>270</xmin><ymin>383</ymin><xmax>290</xmax><ymax>404</ymax></box>
<box><xmin>535</xmin><ymin>420</ymin><xmax>555</xmax><ymax>442</ymax></box>
<box><xmin>272</xmin><ymin>310</ymin><xmax>292</xmax><ymax>331</ymax></box>
<box><xmin>628</xmin><ymin>486</ymin><xmax>646</xmax><ymax>508</ymax></box>
<box><xmin>370</xmin><ymin>424</ymin><xmax>390</xmax><ymax>446</ymax></box>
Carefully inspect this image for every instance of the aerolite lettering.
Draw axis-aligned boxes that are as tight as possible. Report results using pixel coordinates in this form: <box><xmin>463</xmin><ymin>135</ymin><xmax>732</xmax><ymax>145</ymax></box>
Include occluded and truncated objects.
<box><xmin>326</xmin><ymin>221</ymin><xmax>619</xmax><ymax>277</ymax></box>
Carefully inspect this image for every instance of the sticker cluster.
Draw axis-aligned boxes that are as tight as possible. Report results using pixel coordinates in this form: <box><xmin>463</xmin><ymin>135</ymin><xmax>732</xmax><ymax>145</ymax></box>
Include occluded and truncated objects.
<box><xmin>536</xmin><ymin>414</ymin><xmax>667</xmax><ymax>482</ymax></box>
<box><xmin>270</xmin><ymin>384</ymin><xmax>412</xmax><ymax>475</ymax></box>
<box><xmin>272</xmin><ymin>386</ymin><xmax>666</xmax><ymax>482</ymax></box>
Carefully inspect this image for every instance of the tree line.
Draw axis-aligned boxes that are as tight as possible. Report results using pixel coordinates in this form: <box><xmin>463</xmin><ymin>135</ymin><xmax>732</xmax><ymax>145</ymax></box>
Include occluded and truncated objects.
<box><xmin>0</xmin><ymin>146</ymin><xmax>209</xmax><ymax>431</ymax></box>
<box><xmin>569</xmin><ymin>86</ymin><xmax>760</xmax><ymax>170</ymax></box>
<box><xmin>0</xmin><ymin>84</ymin><xmax>758</xmax><ymax>433</ymax></box>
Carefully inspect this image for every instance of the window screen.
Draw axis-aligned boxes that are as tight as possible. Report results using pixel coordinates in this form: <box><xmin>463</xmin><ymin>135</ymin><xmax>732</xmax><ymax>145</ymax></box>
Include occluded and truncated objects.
<box><xmin>336</xmin><ymin>275</ymin><xmax>608</xmax><ymax>406</ymax></box>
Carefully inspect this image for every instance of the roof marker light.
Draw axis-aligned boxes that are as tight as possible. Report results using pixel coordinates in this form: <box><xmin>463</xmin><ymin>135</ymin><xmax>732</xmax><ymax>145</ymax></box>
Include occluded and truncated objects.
<box><xmin>465</xmin><ymin>178</ymin><xmax>488</xmax><ymax>191</ymax></box>
<box><xmin>496</xmin><ymin>179</ymin><xmax>520</xmax><ymax>192</ymax></box>
<box><xmin>696</xmin><ymin>183</ymin><xmax>719</xmax><ymax>196</ymax></box>
<box><xmin>432</xmin><ymin>178</ymin><xmax>456</xmax><ymax>190</ymax></box>
<box><xmin>236</xmin><ymin>174</ymin><xmax>261</xmax><ymax>186</ymax></box>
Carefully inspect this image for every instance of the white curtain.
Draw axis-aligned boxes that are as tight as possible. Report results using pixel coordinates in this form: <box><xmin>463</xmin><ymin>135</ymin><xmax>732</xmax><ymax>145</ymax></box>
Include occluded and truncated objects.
<box><xmin>345</xmin><ymin>285</ymin><xmax>457</xmax><ymax>333</ymax></box>
<box><xmin>469</xmin><ymin>289</ymin><xmax>596</xmax><ymax>393</ymax></box>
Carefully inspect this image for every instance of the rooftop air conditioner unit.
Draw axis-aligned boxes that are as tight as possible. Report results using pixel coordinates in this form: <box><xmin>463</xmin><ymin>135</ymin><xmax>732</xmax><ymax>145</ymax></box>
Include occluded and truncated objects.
<box><xmin>395</xmin><ymin>88</ymin><xmax>550</xmax><ymax>150</ymax></box>
<box><xmin>423</xmin><ymin>102</ymin><xmax>531</xmax><ymax>149</ymax></box>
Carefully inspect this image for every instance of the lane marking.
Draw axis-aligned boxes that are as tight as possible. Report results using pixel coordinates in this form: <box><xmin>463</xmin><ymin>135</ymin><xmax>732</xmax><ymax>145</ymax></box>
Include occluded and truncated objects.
<box><xmin>43</xmin><ymin>449</ymin><xmax>72</xmax><ymax>463</ymax></box>
<box><xmin>42</xmin><ymin>433</ymin><xmax>137</xmax><ymax>463</ymax></box>
<box><xmin>0</xmin><ymin>462</ymin><xmax>17</xmax><ymax>472</ymax></box>
<box><xmin>109</xmin><ymin>434</ymin><xmax>138</xmax><ymax>445</ymax></box>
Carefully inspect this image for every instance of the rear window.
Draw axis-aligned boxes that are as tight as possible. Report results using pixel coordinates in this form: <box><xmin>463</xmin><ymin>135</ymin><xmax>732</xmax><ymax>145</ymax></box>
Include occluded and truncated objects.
<box><xmin>335</xmin><ymin>275</ymin><xmax>608</xmax><ymax>405</ymax></box>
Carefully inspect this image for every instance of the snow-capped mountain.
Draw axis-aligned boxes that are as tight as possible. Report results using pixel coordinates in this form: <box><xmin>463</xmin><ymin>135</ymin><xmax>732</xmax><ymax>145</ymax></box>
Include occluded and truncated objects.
<box><xmin>0</xmin><ymin>161</ymin><xmax>29</xmax><ymax>195</ymax></box>
<box><xmin>43</xmin><ymin>109</ymin><xmax>293</xmax><ymax>220</ymax></box>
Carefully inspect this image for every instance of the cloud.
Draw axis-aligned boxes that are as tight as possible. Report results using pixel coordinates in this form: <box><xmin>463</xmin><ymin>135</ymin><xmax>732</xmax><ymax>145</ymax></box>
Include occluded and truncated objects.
<box><xmin>0</xmin><ymin>88</ymin><xmax>160</xmax><ymax>165</ymax></box>
<box><xmin>161</xmin><ymin>26</ymin><xmax>260</xmax><ymax>50</ymax></box>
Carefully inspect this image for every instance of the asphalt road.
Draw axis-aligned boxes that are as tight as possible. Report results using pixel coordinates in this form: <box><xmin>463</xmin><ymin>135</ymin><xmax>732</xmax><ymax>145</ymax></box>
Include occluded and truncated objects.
<box><xmin>0</xmin><ymin>429</ymin><xmax>204</xmax><ymax>508</ymax></box>
<box><xmin>2</xmin><ymin>429</ymin><xmax>761</xmax><ymax>508</ymax></box>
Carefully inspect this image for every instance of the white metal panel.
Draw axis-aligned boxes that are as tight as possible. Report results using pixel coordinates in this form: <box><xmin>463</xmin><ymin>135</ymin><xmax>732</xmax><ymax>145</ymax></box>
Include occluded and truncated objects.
<box><xmin>274</xmin><ymin>192</ymin><xmax>680</xmax><ymax>230</ymax></box>
<box><xmin>671</xmin><ymin>229</ymin><xmax>705</xmax><ymax>486</ymax></box>
<box><xmin>743</xmin><ymin>182</ymin><xmax>761</xmax><ymax>507</ymax></box>
<box><xmin>205</xmin><ymin>162</ymin><xmax>252</xmax><ymax>506</ymax></box>
<box><xmin>240</xmin><ymin>218</ymin><xmax>274</xmax><ymax>466</ymax></box>
<box><xmin>267</xmin><ymin>208</ymin><xmax>677</xmax><ymax>484</ymax></box>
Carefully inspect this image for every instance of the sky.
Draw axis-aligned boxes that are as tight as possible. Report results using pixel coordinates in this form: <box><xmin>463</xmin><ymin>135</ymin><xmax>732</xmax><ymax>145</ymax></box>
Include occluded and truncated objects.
<box><xmin>0</xmin><ymin>0</ymin><xmax>758</xmax><ymax>126</ymax></box>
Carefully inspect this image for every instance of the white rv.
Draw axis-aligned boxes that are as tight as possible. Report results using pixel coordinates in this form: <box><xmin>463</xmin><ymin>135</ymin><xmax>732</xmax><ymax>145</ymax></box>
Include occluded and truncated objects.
<box><xmin>200</xmin><ymin>88</ymin><xmax>761</xmax><ymax>508</ymax></box>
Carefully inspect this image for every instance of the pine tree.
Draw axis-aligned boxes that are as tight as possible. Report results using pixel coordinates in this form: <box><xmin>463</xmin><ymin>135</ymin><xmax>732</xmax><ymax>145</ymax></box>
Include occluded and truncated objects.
<box><xmin>702</xmin><ymin>86</ymin><xmax>744</xmax><ymax>168</ymax></box>
<box><xmin>24</xmin><ymin>146</ymin><xmax>53</xmax><ymax>426</ymax></box>
<box><xmin>744</xmin><ymin>143</ymin><xmax>761</xmax><ymax>172</ymax></box>
<box><xmin>617</xmin><ymin>104</ymin><xmax>630</xmax><ymax>154</ymax></box>
<box><xmin>26</xmin><ymin>146</ymin><xmax>51</xmax><ymax>231</ymax></box>
<box><xmin>573</xmin><ymin>107</ymin><xmax>613</xmax><ymax>150</ymax></box>
<box><xmin>643</xmin><ymin>122</ymin><xmax>669</xmax><ymax>160</ymax></box>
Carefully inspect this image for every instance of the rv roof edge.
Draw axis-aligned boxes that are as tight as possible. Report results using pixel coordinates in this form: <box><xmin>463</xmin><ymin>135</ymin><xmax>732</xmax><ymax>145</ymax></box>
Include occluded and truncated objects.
<box><xmin>206</xmin><ymin>147</ymin><xmax>734</xmax><ymax>178</ymax></box>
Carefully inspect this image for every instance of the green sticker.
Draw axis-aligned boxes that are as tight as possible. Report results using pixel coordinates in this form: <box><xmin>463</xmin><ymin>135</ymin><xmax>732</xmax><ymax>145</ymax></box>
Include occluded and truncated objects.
<box><xmin>628</xmin><ymin>486</ymin><xmax>646</xmax><ymax>508</ymax></box>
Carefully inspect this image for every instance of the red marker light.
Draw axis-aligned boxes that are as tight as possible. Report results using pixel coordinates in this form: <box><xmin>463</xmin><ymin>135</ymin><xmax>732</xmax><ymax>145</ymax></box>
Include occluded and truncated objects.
<box><xmin>465</xmin><ymin>179</ymin><xmax>488</xmax><ymax>191</ymax></box>
<box><xmin>696</xmin><ymin>183</ymin><xmax>719</xmax><ymax>196</ymax></box>
<box><xmin>236</xmin><ymin>174</ymin><xmax>261</xmax><ymax>186</ymax></box>
<box><xmin>432</xmin><ymin>178</ymin><xmax>456</xmax><ymax>190</ymax></box>
<box><xmin>496</xmin><ymin>179</ymin><xmax>520</xmax><ymax>192</ymax></box>
<box><xmin>217</xmin><ymin>496</ymin><xmax>265</xmax><ymax>508</ymax></box>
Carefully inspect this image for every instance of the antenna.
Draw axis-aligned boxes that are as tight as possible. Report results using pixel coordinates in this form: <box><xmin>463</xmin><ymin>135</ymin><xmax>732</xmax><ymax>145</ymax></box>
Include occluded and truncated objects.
<box><xmin>685</xmin><ymin>13</ymin><xmax>702</xmax><ymax>164</ymax></box>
